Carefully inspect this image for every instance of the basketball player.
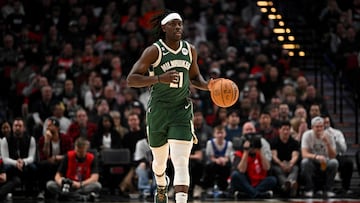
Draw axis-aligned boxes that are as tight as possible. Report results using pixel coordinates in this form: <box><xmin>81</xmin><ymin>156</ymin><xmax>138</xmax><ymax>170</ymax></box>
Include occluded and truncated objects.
<box><xmin>127</xmin><ymin>10</ymin><xmax>215</xmax><ymax>203</ymax></box>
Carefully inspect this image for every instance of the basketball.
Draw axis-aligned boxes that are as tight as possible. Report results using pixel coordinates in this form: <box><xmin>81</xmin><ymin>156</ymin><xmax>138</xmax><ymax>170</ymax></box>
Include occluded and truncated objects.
<box><xmin>210</xmin><ymin>78</ymin><xmax>239</xmax><ymax>107</ymax></box>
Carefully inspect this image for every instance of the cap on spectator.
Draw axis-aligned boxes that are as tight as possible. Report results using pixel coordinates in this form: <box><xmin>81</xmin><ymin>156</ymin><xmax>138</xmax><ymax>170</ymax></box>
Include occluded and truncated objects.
<box><xmin>48</xmin><ymin>117</ymin><xmax>60</xmax><ymax>127</ymax></box>
<box><xmin>311</xmin><ymin>116</ymin><xmax>324</xmax><ymax>127</ymax></box>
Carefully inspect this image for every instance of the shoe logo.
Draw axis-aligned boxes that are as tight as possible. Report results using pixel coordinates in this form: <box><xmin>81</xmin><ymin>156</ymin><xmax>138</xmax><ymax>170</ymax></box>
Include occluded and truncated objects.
<box><xmin>163</xmin><ymin>51</ymin><xmax>169</xmax><ymax>56</ymax></box>
<box><xmin>185</xmin><ymin>103</ymin><xmax>191</xmax><ymax>109</ymax></box>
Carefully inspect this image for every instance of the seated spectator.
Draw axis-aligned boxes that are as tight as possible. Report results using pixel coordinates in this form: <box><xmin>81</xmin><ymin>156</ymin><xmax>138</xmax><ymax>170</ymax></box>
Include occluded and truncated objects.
<box><xmin>37</xmin><ymin>118</ymin><xmax>73</xmax><ymax>199</ymax></box>
<box><xmin>231</xmin><ymin>131</ymin><xmax>277</xmax><ymax>198</ymax></box>
<box><xmin>88</xmin><ymin>99</ymin><xmax>110</xmax><ymax>124</ymax></box>
<box><xmin>90</xmin><ymin>114</ymin><xmax>124</xmax><ymax>192</ymax></box>
<box><xmin>0</xmin><ymin>121</ymin><xmax>12</xmax><ymax>139</ymax></box>
<box><xmin>63</xmin><ymin>92</ymin><xmax>82</xmax><ymax>121</ymax></box>
<box><xmin>109</xmin><ymin>111</ymin><xmax>128</xmax><ymax>140</ymax></box>
<box><xmin>306</xmin><ymin>103</ymin><xmax>322</xmax><ymax>127</ymax></box>
<box><xmin>134</xmin><ymin>138</ymin><xmax>153</xmax><ymax>197</ymax></box>
<box><xmin>42</xmin><ymin>102</ymin><xmax>71</xmax><ymax>136</ymax></box>
<box><xmin>301</xmin><ymin>116</ymin><xmax>338</xmax><ymax>198</ymax></box>
<box><xmin>225</xmin><ymin>110</ymin><xmax>242</xmax><ymax>142</ymax></box>
<box><xmin>66</xmin><ymin>109</ymin><xmax>97</xmax><ymax>142</ymax></box>
<box><xmin>120</xmin><ymin>112</ymin><xmax>146</xmax><ymax>194</ymax></box>
<box><xmin>241</xmin><ymin>122</ymin><xmax>272</xmax><ymax>162</ymax></box>
<box><xmin>193</xmin><ymin>108</ymin><xmax>213</xmax><ymax>149</ymax></box>
<box><xmin>0</xmin><ymin>161</ymin><xmax>21</xmax><ymax>201</ymax></box>
<box><xmin>0</xmin><ymin>118</ymin><xmax>37</xmax><ymax>197</ymax></box>
<box><xmin>26</xmin><ymin>85</ymin><xmax>58</xmax><ymax>130</ymax></box>
<box><xmin>90</xmin><ymin>114</ymin><xmax>123</xmax><ymax>151</ymax></box>
<box><xmin>323</xmin><ymin>115</ymin><xmax>354</xmax><ymax>195</ymax></box>
<box><xmin>257</xmin><ymin>111</ymin><xmax>279</xmax><ymax>142</ymax></box>
<box><xmin>271</xmin><ymin>121</ymin><xmax>300</xmax><ymax>197</ymax></box>
<box><xmin>290</xmin><ymin>116</ymin><xmax>308</xmax><ymax>142</ymax></box>
<box><xmin>189</xmin><ymin>139</ymin><xmax>204</xmax><ymax>199</ymax></box>
<box><xmin>202</xmin><ymin>125</ymin><xmax>233</xmax><ymax>193</ymax></box>
<box><xmin>46</xmin><ymin>137</ymin><xmax>102</xmax><ymax>201</ymax></box>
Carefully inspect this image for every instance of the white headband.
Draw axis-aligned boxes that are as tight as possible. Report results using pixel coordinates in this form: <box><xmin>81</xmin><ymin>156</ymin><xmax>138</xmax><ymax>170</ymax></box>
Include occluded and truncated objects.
<box><xmin>161</xmin><ymin>13</ymin><xmax>182</xmax><ymax>25</ymax></box>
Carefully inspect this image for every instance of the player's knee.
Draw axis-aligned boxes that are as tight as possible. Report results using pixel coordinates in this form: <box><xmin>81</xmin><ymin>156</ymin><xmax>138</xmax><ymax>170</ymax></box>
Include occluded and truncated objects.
<box><xmin>172</xmin><ymin>156</ymin><xmax>190</xmax><ymax>186</ymax></box>
<box><xmin>152</xmin><ymin>161</ymin><xmax>167</xmax><ymax>176</ymax></box>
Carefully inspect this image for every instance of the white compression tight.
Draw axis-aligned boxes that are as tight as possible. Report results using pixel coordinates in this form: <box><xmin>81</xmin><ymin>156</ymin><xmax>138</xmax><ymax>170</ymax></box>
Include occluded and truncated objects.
<box><xmin>151</xmin><ymin>143</ymin><xmax>169</xmax><ymax>187</ymax></box>
<box><xmin>151</xmin><ymin>140</ymin><xmax>193</xmax><ymax>187</ymax></box>
<box><xmin>169</xmin><ymin>140</ymin><xmax>193</xmax><ymax>186</ymax></box>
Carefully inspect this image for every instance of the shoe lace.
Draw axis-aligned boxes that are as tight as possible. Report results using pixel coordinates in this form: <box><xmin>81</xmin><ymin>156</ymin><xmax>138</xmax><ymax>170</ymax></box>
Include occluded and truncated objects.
<box><xmin>156</xmin><ymin>187</ymin><xmax>167</xmax><ymax>201</ymax></box>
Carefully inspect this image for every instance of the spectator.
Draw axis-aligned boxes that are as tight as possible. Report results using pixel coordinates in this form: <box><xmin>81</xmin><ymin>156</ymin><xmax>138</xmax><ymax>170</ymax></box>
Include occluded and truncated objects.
<box><xmin>290</xmin><ymin>116</ymin><xmax>308</xmax><ymax>142</ymax></box>
<box><xmin>257</xmin><ymin>111</ymin><xmax>278</xmax><ymax>142</ymax></box>
<box><xmin>260</xmin><ymin>66</ymin><xmax>283</xmax><ymax>102</ymax></box>
<box><xmin>210</xmin><ymin>107</ymin><xmax>228</xmax><ymax>127</ymax></box>
<box><xmin>1</xmin><ymin>118</ymin><xmax>37</xmax><ymax>197</ymax></box>
<box><xmin>84</xmin><ymin>75</ymin><xmax>104</xmax><ymax>111</ymax></box>
<box><xmin>90</xmin><ymin>114</ymin><xmax>124</xmax><ymax>192</ymax></box>
<box><xmin>188</xmin><ymin>141</ymin><xmax>204</xmax><ymax>199</ymax></box>
<box><xmin>109</xmin><ymin>110</ymin><xmax>128</xmax><ymax>140</ymax></box>
<box><xmin>0</xmin><ymin>160</ymin><xmax>21</xmax><ymax>201</ymax></box>
<box><xmin>193</xmin><ymin>108</ymin><xmax>213</xmax><ymax>149</ymax></box>
<box><xmin>88</xmin><ymin>99</ymin><xmax>110</xmax><ymax>124</ymax></box>
<box><xmin>37</xmin><ymin>118</ymin><xmax>73</xmax><ymax>199</ymax></box>
<box><xmin>225</xmin><ymin>110</ymin><xmax>242</xmax><ymax>142</ymax></box>
<box><xmin>120</xmin><ymin>112</ymin><xmax>146</xmax><ymax>194</ymax></box>
<box><xmin>46</xmin><ymin>137</ymin><xmax>102</xmax><ymax>201</ymax></box>
<box><xmin>103</xmin><ymin>85</ymin><xmax>121</xmax><ymax>112</ymax></box>
<box><xmin>42</xmin><ymin>102</ymin><xmax>71</xmax><ymax>136</ymax></box>
<box><xmin>323</xmin><ymin>115</ymin><xmax>354</xmax><ymax>195</ymax></box>
<box><xmin>294</xmin><ymin>105</ymin><xmax>308</xmax><ymax>121</ymax></box>
<box><xmin>301</xmin><ymin>116</ymin><xmax>338</xmax><ymax>198</ymax></box>
<box><xmin>271</xmin><ymin>121</ymin><xmax>300</xmax><ymax>197</ymax></box>
<box><xmin>300</xmin><ymin>85</ymin><xmax>328</xmax><ymax>115</ymax></box>
<box><xmin>0</xmin><ymin>120</ymin><xmax>12</xmax><ymax>139</ymax></box>
<box><xmin>307</xmin><ymin>103</ymin><xmax>322</xmax><ymax>127</ymax></box>
<box><xmin>59</xmin><ymin>79</ymin><xmax>78</xmax><ymax>105</ymax></box>
<box><xmin>231</xmin><ymin>129</ymin><xmax>277</xmax><ymax>198</ymax></box>
<box><xmin>202</xmin><ymin>125</ymin><xmax>233</xmax><ymax>193</ymax></box>
<box><xmin>134</xmin><ymin>138</ymin><xmax>153</xmax><ymax>197</ymax></box>
<box><xmin>63</xmin><ymin>91</ymin><xmax>82</xmax><ymax>121</ymax></box>
<box><xmin>27</xmin><ymin>85</ymin><xmax>58</xmax><ymax>137</ymax></box>
<box><xmin>295</xmin><ymin>76</ymin><xmax>308</xmax><ymax>101</ymax></box>
<box><xmin>66</xmin><ymin>109</ymin><xmax>97</xmax><ymax>142</ymax></box>
<box><xmin>278</xmin><ymin>103</ymin><xmax>291</xmax><ymax>122</ymax></box>
<box><xmin>90</xmin><ymin>114</ymin><xmax>122</xmax><ymax>151</ymax></box>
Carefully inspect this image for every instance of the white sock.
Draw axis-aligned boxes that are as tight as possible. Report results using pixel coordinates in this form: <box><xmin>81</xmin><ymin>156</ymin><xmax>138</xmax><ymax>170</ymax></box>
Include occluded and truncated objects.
<box><xmin>175</xmin><ymin>192</ymin><xmax>188</xmax><ymax>203</ymax></box>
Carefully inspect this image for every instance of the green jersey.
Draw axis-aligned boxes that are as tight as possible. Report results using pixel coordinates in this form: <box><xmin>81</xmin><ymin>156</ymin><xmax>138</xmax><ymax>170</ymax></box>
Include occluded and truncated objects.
<box><xmin>149</xmin><ymin>39</ymin><xmax>192</xmax><ymax>107</ymax></box>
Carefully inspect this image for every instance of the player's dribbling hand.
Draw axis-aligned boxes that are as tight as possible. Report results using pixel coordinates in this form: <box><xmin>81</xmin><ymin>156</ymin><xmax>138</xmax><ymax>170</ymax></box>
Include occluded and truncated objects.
<box><xmin>207</xmin><ymin>78</ymin><xmax>221</xmax><ymax>91</ymax></box>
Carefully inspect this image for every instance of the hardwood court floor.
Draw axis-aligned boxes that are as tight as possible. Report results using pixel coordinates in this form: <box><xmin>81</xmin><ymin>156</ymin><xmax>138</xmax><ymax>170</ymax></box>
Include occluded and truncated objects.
<box><xmin>8</xmin><ymin>196</ymin><xmax>360</xmax><ymax>203</ymax></box>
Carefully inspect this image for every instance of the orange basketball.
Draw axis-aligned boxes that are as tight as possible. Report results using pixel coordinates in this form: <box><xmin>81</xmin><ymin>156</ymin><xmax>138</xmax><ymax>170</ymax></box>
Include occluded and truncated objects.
<box><xmin>210</xmin><ymin>78</ymin><xmax>239</xmax><ymax>107</ymax></box>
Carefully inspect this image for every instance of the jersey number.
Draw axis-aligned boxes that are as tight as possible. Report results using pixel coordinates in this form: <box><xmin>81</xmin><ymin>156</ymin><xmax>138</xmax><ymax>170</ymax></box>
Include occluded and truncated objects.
<box><xmin>169</xmin><ymin>72</ymin><xmax>183</xmax><ymax>88</ymax></box>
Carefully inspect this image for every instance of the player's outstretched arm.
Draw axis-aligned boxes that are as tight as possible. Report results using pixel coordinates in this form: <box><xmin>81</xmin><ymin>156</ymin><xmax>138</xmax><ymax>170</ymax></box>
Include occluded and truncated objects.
<box><xmin>188</xmin><ymin>45</ymin><xmax>211</xmax><ymax>91</ymax></box>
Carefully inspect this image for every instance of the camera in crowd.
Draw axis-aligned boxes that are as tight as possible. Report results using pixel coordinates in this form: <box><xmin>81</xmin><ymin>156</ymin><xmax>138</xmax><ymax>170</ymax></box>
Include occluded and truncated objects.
<box><xmin>61</xmin><ymin>178</ymin><xmax>73</xmax><ymax>193</ymax></box>
<box><xmin>243</xmin><ymin>133</ymin><xmax>262</xmax><ymax>149</ymax></box>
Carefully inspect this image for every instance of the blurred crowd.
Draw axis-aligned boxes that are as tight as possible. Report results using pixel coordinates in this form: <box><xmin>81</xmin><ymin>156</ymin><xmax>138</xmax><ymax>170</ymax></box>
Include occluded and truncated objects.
<box><xmin>0</xmin><ymin>0</ymin><xmax>357</xmax><ymax>201</ymax></box>
<box><xmin>317</xmin><ymin>0</ymin><xmax>360</xmax><ymax>96</ymax></box>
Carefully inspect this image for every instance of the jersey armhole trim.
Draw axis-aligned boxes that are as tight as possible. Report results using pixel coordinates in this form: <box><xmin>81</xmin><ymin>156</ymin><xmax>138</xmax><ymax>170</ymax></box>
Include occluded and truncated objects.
<box><xmin>185</xmin><ymin>41</ymin><xmax>193</xmax><ymax>63</ymax></box>
<box><xmin>152</xmin><ymin>43</ymin><xmax>162</xmax><ymax>67</ymax></box>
